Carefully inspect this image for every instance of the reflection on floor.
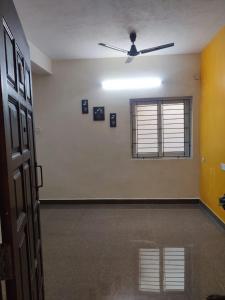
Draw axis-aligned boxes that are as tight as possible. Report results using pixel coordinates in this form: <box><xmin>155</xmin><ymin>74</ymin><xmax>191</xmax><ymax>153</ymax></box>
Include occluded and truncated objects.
<box><xmin>40</xmin><ymin>204</ymin><xmax>225</xmax><ymax>300</ymax></box>
<box><xmin>139</xmin><ymin>247</ymin><xmax>185</xmax><ymax>293</ymax></box>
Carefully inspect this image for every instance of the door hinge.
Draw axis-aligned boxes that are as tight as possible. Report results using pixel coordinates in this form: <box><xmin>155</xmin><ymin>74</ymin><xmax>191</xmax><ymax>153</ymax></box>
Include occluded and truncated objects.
<box><xmin>0</xmin><ymin>244</ymin><xmax>13</xmax><ymax>280</ymax></box>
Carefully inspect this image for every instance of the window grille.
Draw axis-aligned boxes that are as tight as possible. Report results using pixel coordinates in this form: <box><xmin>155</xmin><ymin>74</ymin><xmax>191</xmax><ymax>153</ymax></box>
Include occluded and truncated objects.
<box><xmin>131</xmin><ymin>97</ymin><xmax>192</xmax><ymax>159</ymax></box>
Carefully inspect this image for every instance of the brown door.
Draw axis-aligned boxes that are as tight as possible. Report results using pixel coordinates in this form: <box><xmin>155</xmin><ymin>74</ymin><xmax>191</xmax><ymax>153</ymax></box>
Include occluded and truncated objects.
<box><xmin>0</xmin><ymin>0</ymin><xmax>44</xmax><ymax>299</ymax></box>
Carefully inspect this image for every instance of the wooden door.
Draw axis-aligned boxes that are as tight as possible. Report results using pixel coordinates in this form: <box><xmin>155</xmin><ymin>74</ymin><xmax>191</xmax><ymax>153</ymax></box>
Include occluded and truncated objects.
<box><xmin>0</xmin><ymin>0</ymin><xmax>45</xmax><ymax>299</ymax></box>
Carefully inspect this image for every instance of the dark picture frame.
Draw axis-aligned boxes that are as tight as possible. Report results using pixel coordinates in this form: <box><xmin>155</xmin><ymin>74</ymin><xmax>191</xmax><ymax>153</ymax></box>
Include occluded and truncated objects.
<box><xmin>93</xmin><ymin>106</ymin><xmax>105</xmax><ymax>121</ymax></box>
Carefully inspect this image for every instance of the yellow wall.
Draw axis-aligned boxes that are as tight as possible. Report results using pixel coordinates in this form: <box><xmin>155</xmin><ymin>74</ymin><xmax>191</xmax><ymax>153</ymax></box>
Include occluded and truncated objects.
<box><xmin>200</xmin><ymin>26</ymin><xmax>225</xmax><ymax>223</ymax></box>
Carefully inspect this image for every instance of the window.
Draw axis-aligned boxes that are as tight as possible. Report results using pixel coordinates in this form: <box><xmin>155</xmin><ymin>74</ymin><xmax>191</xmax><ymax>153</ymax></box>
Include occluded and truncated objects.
<box><xmin>131</xmin><ymin>98</ymin><xmax>192</xmax><ymax>159</ymax></box>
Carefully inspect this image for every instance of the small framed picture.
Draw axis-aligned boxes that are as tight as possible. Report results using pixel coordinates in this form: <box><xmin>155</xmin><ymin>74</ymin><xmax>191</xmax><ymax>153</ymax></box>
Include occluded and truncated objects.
<box><xmin>81</xmin><ymin>99</ymin><xmax>89</xmax><ymax>114</ymax></box>
<box><xmin>93</xmin><ymin>106</ymin><xmax>105</xmax><ymax>121</ymax></box>
<box><xmin>110</xmin><ymin>113</ymin><xmax>117</xmax><ymax>127</ymax></box>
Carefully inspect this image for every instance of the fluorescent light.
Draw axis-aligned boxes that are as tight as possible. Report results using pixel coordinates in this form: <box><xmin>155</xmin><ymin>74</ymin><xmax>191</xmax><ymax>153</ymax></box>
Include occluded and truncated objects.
<box><xmin>102</xmin><ymin>77</ymin><xmax>162</xmax><ymax>90</ymax></box>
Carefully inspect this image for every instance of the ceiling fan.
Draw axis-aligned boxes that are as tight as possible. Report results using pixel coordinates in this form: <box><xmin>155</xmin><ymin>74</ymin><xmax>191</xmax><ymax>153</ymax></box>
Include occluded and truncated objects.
<box><xmin>98</xmin><ymin>31</ymin><xmax>174</xmax><ymax>63</ymax></box>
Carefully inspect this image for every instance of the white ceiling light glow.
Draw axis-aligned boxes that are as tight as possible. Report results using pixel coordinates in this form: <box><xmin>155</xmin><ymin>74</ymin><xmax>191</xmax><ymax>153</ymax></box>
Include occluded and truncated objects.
<box><xmin>102</xmin><ymin>77</ymin><xmax>162</xmax><ymax>90</ymax></box>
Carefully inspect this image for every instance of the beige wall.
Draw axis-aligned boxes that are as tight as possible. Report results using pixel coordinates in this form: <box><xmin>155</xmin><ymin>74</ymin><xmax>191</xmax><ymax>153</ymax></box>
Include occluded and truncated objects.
<box><xmin>29</xmin><ymin>41</ymin><xmax>52</xmax><ymax>74</ymax></box>
<box><xmin>33</xmin><ymin>54</ymin><xmax>200</xmax><ymax>200</ymax></box>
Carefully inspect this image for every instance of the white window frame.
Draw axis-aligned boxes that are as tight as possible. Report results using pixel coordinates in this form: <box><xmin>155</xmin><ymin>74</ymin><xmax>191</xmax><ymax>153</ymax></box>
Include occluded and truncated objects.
<box><xmin>130</xmin><ymin>97</ymin><xmax>192</xmax><ymax>159</ymax></box>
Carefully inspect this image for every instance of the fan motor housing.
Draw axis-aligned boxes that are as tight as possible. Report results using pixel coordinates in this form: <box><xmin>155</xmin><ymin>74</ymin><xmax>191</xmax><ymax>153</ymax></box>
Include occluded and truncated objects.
<box><xmin>128</xmin><ymin>44</ymin><xmax>139</xmax><ymax>56</ymax></box>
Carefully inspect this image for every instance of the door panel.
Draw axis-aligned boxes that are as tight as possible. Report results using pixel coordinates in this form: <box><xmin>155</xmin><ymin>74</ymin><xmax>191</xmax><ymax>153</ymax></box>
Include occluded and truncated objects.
<box><xmin>0</xmin><ymin>0</ymin><xmax>45</xmax><ymax>299</ymax></box>
<box><xmin>13</xmin><ymin>168</ymin><xmax>24</xmax><ymax>218</ymax></box>
<box><xmin>4</xmin><ymin>28</ymin><xmax>16</xmax><ymax>87</ymax></box>
<box><xmin>25</xmin><ymin>68</ymin><xmax>32</xmax><ymax>103</ymax></box>
<box><xmin>8</xmin><ymin>100</ymin><xmax>21</xmax><ymax>154</ymax></box>
<box><xmin>16</xmin><ymin>49</ymin><xmax>25</xmax><ymax>97</ymax></box>
<box><xmin>18</xmin><ymin>232</ymin><xmax>30</xmax><ymax>300</ymax></box>
<box><xmin>20</xmin><ymin>109</ymin><xmax>28</xmax><ymax>150</ymax></box>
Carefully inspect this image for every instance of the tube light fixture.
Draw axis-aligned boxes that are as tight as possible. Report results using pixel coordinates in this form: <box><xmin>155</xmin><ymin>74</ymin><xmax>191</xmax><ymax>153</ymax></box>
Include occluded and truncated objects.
<box><xmin>102</xmin><ymin>77</ymin><xmax>162</xmax><ymax>90</ymax></box>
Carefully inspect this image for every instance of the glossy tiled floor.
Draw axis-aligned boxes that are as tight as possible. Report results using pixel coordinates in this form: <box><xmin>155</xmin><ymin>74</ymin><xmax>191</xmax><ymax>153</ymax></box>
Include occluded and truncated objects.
<box><xmin>41</xmin><ymin>204</ymin><xmax>225</xmax><ymax>300</ymax></box>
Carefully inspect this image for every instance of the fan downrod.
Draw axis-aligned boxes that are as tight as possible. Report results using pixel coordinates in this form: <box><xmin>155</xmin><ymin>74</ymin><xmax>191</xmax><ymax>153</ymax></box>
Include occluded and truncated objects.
<box><xmin>130</xmin><ymin>31</ymin><xmax>136</xmax><ymax>44</ymax></box>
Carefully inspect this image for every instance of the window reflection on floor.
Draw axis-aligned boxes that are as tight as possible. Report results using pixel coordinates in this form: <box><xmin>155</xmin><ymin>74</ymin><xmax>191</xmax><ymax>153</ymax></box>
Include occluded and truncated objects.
<box><xmin>139</xmin><ymin>248</ymin><xmax>160</xmax><ymax>292</ymax></box>
<box><xmin>139</xmin><ymin>247</ymin><xmax>185</xmax><ymax>294</ymax></box>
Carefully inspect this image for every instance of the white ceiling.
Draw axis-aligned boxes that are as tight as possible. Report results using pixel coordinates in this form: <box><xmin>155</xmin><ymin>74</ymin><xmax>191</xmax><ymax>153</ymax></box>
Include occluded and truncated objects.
<box><xmin>14</xmin><ymin>0</ymin><xmax>225</xmax><ymax>59</ymax></box>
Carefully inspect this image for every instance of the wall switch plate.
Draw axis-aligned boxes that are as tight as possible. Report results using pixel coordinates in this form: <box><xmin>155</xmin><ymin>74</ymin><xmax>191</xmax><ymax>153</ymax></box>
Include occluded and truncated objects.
<box><xmin>220</xmin><ymin>163</ymin><xmax>225</xmax><ymax>171</ymax></box>
<box><xmin>35</xmin><ymin>127</ymin><xmax>41</xmax><ymax>135</ymax></box>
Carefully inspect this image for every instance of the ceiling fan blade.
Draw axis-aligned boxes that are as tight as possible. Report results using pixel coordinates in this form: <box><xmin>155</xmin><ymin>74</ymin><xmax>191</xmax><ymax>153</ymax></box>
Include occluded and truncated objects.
<box><xmin>125</xmin><ymin>56</ymin><xmax>134</xmax><ymax>64</ymax></box>
<box><xmin>140</xmin><ymin>43</ymin><xmax>174</xmax><ymax>54</ymax></box>
<box><xmin>98</xmin><ymin>43</ymin><xmax>128</xmax><ymax>53</ymax></box>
